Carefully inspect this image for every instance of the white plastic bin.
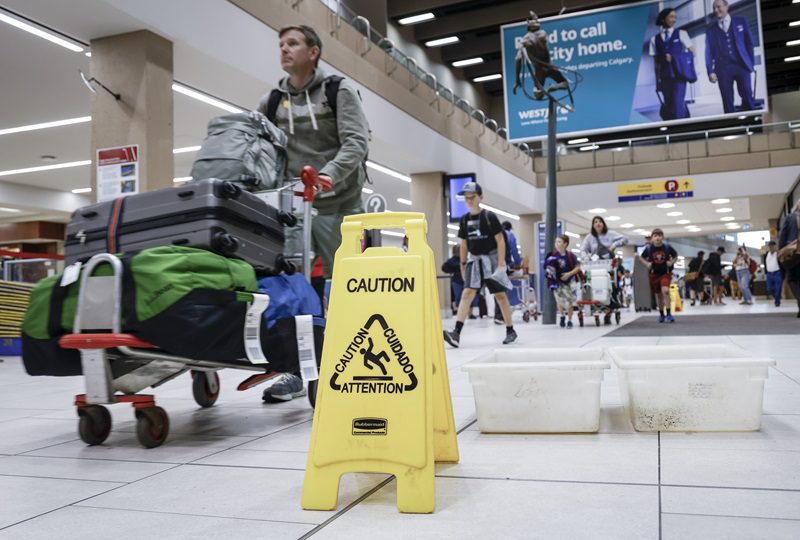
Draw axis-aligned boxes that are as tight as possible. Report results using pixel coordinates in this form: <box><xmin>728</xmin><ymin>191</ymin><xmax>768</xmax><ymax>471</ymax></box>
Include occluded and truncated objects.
<box><xmin>607</xmin><ymin>344</ymin><xmax>775</xmax><ymax>432</ymax></box>
<box><xmin>463</xmin><ymin>348</ymin><xmax>610</xmax><ymax>433</ymax></box>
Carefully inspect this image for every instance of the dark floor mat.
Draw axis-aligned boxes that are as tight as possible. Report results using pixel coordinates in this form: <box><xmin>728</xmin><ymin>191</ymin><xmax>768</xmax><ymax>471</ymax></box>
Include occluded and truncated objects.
<box><xmin>606</xmin><ymin>312</ymin><xmax>800</xmax><ymax>337</ymax></box>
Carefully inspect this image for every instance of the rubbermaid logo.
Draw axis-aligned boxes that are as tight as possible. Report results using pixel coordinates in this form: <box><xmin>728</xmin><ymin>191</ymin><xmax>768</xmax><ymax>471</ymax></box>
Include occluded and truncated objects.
<box><xmin>352</xmin><ymin>417</ymin><xmax>387</xmax><ymax>436</ymax></box>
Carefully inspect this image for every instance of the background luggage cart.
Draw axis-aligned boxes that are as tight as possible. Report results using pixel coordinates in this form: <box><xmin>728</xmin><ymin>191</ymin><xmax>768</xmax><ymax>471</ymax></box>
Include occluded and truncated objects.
<box><xmin>59</xmin><ymin>253</ymin><xmax>294</xmax><ymax>448</ymax></box>
<box><xmin>509</xmin><ymin>272</ymin><xmax>539</xmax><ymax>322</ymax></box>
<box><xmin>576</xmin><ymin>259</ymin><xmax>622</xmax><ymax>326</ymax></box>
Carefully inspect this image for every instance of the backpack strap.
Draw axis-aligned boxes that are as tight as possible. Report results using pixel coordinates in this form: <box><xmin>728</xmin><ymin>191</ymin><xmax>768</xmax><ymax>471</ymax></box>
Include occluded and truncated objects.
<box><xmin>265</xmin><ymin>89</ymin><xmax>282</xmax><ymax>122</ymax></box>
<box><xmin>322</xmin><ymin>75</ymin><xmax>343</xmax><ymax>118</ymax></box>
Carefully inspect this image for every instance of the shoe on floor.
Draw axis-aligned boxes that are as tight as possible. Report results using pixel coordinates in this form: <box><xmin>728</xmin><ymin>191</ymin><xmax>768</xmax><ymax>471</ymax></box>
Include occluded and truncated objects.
<box><xmin>567</xmin><ymin>321</ymin><xmax>573</xmax><ymax>329</ymax></box>
<box><xmin>666</xmin><ymin>314</ymin><xmax>675</xmax><ymax>323</ymax></box>
<box><xmin>502</xmin><ymin>329</ymin><xmax>518</xmax><ymax>345</ymax></box>
<box><xmin>443</xmin><ymin>330</ymin><xmax>460</xmax><ymax>348</ymax></box>
<box><xmin>658</xmin><ymin>313</ymin><xmax>666</xmax><ymax>323</ymax></box>
<box><xmin>262</xmin><ymin>373</ymin><xmax>306</xmax><ymax>403</ymax></box>
<box><xmin>493</xmin><ymin>317</ymin><xmax>504</xmax><ymax>325</ymax></box>
<box><xmin>559</xmin><ymin>316</ymin><xmax>565</xmax><ymax>328</ymax></box>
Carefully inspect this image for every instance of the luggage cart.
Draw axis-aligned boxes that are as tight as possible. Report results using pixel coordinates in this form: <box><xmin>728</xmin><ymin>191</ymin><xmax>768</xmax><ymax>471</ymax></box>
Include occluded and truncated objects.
<box><xmin>576</xmin><ymin>259</ymin><xmax>622</xmax><ymax>326</ymax></box>
<box><xmin>59</xmin><ymin>253</ymin><xmax>289</xmax><ymax>448</ymax></box>
<box><xmin>509</xmin><ymin>272</ymin><xmax>539</xmax><ymax>322</ymax></box>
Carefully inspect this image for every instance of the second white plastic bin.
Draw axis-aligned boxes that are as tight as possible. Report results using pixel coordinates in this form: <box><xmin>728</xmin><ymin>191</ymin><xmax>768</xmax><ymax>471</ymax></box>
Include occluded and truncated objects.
<box><xmin>463</xmin><ymin>348</ymin><xmax>609</xmax><ymax>433</ymax></box>
<box><xmin>607</xmin><ymin>344</ymin><xmax>775</xmax><ymax>432</ymax></box>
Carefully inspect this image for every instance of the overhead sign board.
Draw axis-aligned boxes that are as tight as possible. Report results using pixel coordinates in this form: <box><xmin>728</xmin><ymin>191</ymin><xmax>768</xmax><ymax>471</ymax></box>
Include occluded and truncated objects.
<box><xmin>617</xmin><ymin>178</ymin><xmax>694</xmax><ymax>202</ymax></box>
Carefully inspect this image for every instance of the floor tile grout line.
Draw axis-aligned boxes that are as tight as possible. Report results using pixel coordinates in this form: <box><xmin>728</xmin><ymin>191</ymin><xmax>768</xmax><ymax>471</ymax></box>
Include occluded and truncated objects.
<box><xmin>662</xmin><ymin>511</ymin><xmax>800</xmax><ymax>523</ymax></box>
<box><xmin>17</xmin><ymin>453</ymin><xmax>184</xmax><ymax>466</ymax></box>
<box><xmin>772</xmin><ymin>366</ymin><xmax>800</xmax><ymax>387</ymax></box>
<box><xmin>0</xmin><ymin>472</ymin><xmax>126</xmax><ymax>484</ymax></box>
<box><xmin>13</xmin><ymin>437</ymin><xmax>82</xmax><ymax>457</ymax></box>
<box><xmin>298</xmin><ymin>476</ymin><xmax>395</xmax><ymax>540</ymax></box>
<box><xmin>433</xmin><ymin>474</ymin><xmax>659</xmax><ymax>488</ymax></box>
<box><xmin>658</xmin><ymin>431</ymin><xmax>662</xmax><ymax>540</ymax></box>
<box><xmin>74</xmin><ymin>503</ymin><xmax>319</xmax><ymax>527</ymax></box>
<box><xmin>661</xmin><ymin>483</ymin><xmax>800</xmax><ymax>493</ymax></box>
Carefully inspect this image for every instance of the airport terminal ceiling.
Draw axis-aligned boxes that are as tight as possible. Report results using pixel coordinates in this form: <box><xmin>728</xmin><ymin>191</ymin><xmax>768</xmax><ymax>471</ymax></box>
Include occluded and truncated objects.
<box><xmin>0</xmin><ymin>0</ymin><xmax>797</xmax><ymax>241</ymax></box>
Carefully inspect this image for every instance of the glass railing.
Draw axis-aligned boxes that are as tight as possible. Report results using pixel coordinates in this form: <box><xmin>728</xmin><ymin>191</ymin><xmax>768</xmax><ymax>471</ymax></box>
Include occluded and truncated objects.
<box><xmin>321</xmin><ymin>1</ymin><xmax>797</xmax><ymax>167</ymax></box>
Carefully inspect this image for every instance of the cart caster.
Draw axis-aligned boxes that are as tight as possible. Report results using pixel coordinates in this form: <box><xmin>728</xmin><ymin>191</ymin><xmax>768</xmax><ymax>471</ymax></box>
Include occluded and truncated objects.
<box><xmin>533</xmin><ymin>312</ymin><xmax>538</xmax><ymax>321</ymax></box>
<box><xmin>594</xmin><ymin>316</ymin><xmax>600</xmax><ymax>327</ymax></box>
<box><xmin>522</xmin><ymin>311</ymin><xmax>531</xmax><ymax>323</ymax></box>
<box><xmin>308</xmin><ymin>379</ymin><xmax>318</xmax><ymax>409</ymax></box>
<box><xmin>191</xmin><ymin>371</ymin><xmax>220</xmax><ymax>408</ymax></box>
<box><xmin>615</xmin><ymin>312</ymin><xmax>621</xmax><ymax>325</ymax></box>
<box><xmin>135</xmin><ymin>406</ymin><xmax>169</xmax><ymax>448</ymax></box>
<box><xmin>77</xmin><ymin>405</ymin><xmax>112</xmax><ymax>446</ymax></box>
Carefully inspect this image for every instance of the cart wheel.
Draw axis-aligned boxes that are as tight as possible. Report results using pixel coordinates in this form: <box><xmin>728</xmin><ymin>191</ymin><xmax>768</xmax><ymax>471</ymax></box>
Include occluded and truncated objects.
<box><xmin>78</xmin><ymin>405</ymin><xmax>112</xmax><ymax>446</ymax></box>
<box><xmin>615</xmin><ymin>312</ymin><xmax>621</xmax><ymax>325</ymax></box>
<box><xmin>594</xmin><ymin>315</ymin><xmax>600</xmax><ymax>327</ymax></box>
<box><xmin>136</xmin><ymin>406</ymin><xmax>169</xmax><ymax>449</ymax></box>
<box><xmin>192</xmin><ymin>371</ymin><xmax>220</xmax><ymax>408</ymax></box>
<box><xmin>522</xmin><ymin>311</ymin><xmax>530</xmax><ymax>323</ymax></box>
<box><xmin>533</xmin><ymin>312</ymin><xmax>538</xmax><ymax>321</ymax></box>
<box><xmin>308</xmin><ymin>379</ymin><xmax>318</xmax><ymax>409</ymax></box>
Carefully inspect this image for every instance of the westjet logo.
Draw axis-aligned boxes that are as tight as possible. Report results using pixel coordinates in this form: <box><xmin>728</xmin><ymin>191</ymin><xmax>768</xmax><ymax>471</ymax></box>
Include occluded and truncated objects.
<box><xmin>518</xmin><ymin>108</ymin><xmax>549</xmax><ymax>120</ymax></box>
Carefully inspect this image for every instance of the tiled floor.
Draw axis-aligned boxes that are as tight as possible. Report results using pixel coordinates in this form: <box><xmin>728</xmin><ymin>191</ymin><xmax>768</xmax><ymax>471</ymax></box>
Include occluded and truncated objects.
<box><xmin>0</xmin><ymin>301</ymin><xmax>798</xmax><ymax>539</ymax></box>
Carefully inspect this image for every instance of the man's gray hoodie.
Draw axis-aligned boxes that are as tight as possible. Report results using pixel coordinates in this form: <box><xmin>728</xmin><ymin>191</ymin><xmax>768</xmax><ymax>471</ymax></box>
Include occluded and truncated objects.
<box><xmin>257</xmin><ymin>68</ymin><xmax>369</xmax><ymax>215</ymax></box>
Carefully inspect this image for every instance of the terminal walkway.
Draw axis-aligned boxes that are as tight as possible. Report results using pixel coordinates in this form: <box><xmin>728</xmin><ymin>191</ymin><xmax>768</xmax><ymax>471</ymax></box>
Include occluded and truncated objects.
<box><xmin>0</xmin><ymin>304</ymin><xmax>798</xmax><ymax>538</ymax></box>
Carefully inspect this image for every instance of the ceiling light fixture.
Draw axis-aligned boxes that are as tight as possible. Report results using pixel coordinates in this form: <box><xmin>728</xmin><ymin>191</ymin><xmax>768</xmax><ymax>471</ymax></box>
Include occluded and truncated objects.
<box><xmin>425</xmin><ymin>36</ymin><xmax>459</xmax><ymax>47</ymax></box>
<box><xmin>173</xmin><ymin>176</ymin><xmax>192</xmax><ymax>183</ymax></box>
<box><xmin>0</xmin><ymin>11</ymin><xmax>84</xmax><ymax>52</ymax></box>
<box><xmin>666</xmin><ymin>211</ymin><xmax>683</xmax><ymax>217</ymax></box>
<box><xmin>0</xmin><ymin>207</ymin><xmax>22</xmax><ymax>213</ymax></box>
<box><xmin>605</xmin><ymin>215</ymin><xmax>621</xmax><ymax>221</ymax></box>
<box><xmin>720</xmin><ymin>216</ymin><xmax>735</xmax><ymax>222</ymax></box>
<box><xmin>0</xmin><ymin>159</ymin><xmax>91</xmax><ymax>177</ymax></box>
<box><xmin>361</xmin><ymin>187</ymin><xmax>374</xmax><ymax>194</ymax></box>
<box><xmin>790</xmin><ymin>21</ymin><xmax>800</xmax><ymax>27</ymax></box>
<box><xmin>565</xmin><ymin>231</ymin><xmax>581</xmax><ymax>238</ymax></box>
<box><xmin>567</xmin><ymin>138</ymin><xmax>589</xmax><ymax>144</ymax></box>
<box><xmin>396</xmin><ymin>198</ymin><xmax>413</xmax><ymax>206</ymax></box>
<box><xmin>452</xmin><ymin>57</ymin><xmax>483</xmax><ymax>67</ymax></box>
<box><xmin>716</xmin><ymin>207</ymin><xmax>733</xmax><ymax>213</ymax></box>
<box><xmin>172</xmin><ymin>83</ymin><xmax>244</xmax><ymax>114</ymax></box>
<box><xmin>398</xmin><ymin>12</ymin><xmax>435</xmax><ymax>25</ymax></box>
<box><xmin>676</xmin><ymin>219</ymin><xmax>691</xmax><ymax>225</ymax></box>
<box><xmin>447</xmin><ymin>224</ymin><xmax>459</xmax><ymax>231</ymax></box>
<box><xmin>659</xmin><ymin>126</ymin><xmax>668</xmax><ymax>131</ymax></box>
<box><xmin>657</xmin><ymin>202</ymin><xmax>675</xmax><ymax>209</ymax></box>
<box><xmin>480</xmin><ymin>203</ymin><xmax>520</xmax><ymax>220</ymax></box>
<box><xmin>579</xmin><ymin>145</ymin><xmax>600</xmax><ymax>151</ymax></box>
<box><xmin>71</xmin><ymin>187</ymin><xmax>92</xmax><ymax>194</ymax></box>
<box><xmin>588</xmin><ymin>207</ymin><xmax>606</xmax><ymax>214</ymax></box>
<box><xmin>785</xmin><ymin>55</ymin><xmax>800</xmax><ymax>63</ymax></box>
<box><xmin>620</xmin><ymin>223</ymin><xmax>634</xmax><ymax>228</ymax></box>
<box><xmin>173</xmin><ymin>145</ymin><xmax>201</xmax><ymax>154</ymax></box>
<box><xmin>711</xmin><ymin>198</ymin><xmax>730</xmax><ymax>204</ymax></box>
<box><xmin>787</xmin><ymin>39</ymin><xmax>800</xmax><ymax>47</ymax></box>
<box><xmin>472</xmin><ymin>73</ymin><xmax>502</xmax><ymax>82</ymax></box>
<box><xmin>0</xmin><ymin>116</ymin><xmax>92</xmax><ymax>136</ymax></box>
<box><xmin>366</xmin><ymin>161</ymin><xmax>411</xmax><ymax>182</ymax></box>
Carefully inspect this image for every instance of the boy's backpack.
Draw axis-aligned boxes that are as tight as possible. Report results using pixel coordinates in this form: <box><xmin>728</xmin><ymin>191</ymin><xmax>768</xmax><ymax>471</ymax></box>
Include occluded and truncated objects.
<box><xmin>264</xmin><ymin>75</ymin><xmax>371</xmax><ymax>184</ymax></box>
<box><xmin>748</xmin><ymin>256</ymin><xmax>757</xmax><ymax>274</ymax></box>
<box><xmin>478</xmin><ymin>211</ymin><xmax>513</xmax><ymax>268</ymax></box>
<box><xmin>190</xmin><ymin>111</ymin><xmax>288</xmax><ymax>192</ymax></box>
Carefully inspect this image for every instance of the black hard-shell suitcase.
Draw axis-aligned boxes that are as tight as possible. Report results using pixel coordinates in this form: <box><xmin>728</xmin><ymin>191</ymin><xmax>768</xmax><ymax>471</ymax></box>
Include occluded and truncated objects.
<box><xmin>64</xmin><ymin>179</ymin><xmax>296</xmax><ymax>273</ymax></box>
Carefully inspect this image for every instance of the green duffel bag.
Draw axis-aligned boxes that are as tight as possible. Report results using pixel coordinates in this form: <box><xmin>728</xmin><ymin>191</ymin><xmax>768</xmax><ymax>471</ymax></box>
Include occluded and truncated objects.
<box><xmin>22</xmin><ymin>246</ymin><xmax>259</xmax><ymax>376</ymax></box>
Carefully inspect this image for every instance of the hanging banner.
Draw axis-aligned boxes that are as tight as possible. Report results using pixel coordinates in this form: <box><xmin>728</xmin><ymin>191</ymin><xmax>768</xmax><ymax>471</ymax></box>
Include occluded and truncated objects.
<box><xmin>502</xmin><ymin>0</ymin><xmax>768</xmax><ymax>142</ymax></box>
<box><xmin>96</xmin><ymin>145</ymin><xmax>139</xmax><ymax>202</ymax></box>
<box><xmin>617</xmin><ymin>178</ymin><xmax>694</xmax><ymax>202</ymax></box>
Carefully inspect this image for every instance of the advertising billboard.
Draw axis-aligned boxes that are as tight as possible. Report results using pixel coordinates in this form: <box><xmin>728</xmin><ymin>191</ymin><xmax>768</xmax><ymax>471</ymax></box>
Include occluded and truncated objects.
<box><xmin>502</xmin><ymin>0</ymin><xmax>768</xmax><ymax>142</ymax></box>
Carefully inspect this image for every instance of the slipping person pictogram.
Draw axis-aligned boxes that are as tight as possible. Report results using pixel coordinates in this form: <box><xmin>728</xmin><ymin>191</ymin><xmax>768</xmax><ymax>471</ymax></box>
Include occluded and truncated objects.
<box><xmin>360</xmin><ymin>337</ymin><xmax>390</xmax><ymax>376</ymax></box>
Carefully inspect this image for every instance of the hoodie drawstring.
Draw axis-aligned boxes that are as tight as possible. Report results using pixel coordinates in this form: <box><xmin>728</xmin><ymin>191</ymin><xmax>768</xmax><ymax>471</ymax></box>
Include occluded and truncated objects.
<box><xmin>305</xmin><ymin>89</ymin><xmax>318</xmax><ymax>131</ymax></box>
<box><xmin>286</xmin><ymin>91</ymin><xmax>295</xmax><ymax>135</ymax></box>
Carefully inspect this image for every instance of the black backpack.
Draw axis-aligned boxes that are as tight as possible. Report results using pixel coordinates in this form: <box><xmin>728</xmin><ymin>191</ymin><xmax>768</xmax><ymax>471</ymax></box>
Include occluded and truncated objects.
<box><xmin>478</xmin><ymin>211</ymin><xmax>513</xmax><ymax>267</ymax></box>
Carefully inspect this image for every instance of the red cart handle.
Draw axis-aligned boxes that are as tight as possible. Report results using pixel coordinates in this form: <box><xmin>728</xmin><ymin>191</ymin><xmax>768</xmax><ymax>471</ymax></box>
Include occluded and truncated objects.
<box><xmin>301</xmin><ymin>165</ymin><xmax>333</xmax><ymax>202</ymax></box>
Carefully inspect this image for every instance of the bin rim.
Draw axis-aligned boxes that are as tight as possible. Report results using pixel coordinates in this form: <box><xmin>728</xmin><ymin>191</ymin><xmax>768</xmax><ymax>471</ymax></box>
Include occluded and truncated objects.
<box><xmin>612</xmin><ymin>356</ymin><xmax>775</xmax><ymax>370</ymax></box>
<box><xmin>463</xmin><ymin>359</ymin><xmax>611</xmax><ymax>372</ymax></box>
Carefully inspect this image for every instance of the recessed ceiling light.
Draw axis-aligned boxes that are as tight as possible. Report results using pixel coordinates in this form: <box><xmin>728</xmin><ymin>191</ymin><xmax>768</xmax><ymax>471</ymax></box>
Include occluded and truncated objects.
<box><xmin>716</xmin><ymin>207</ymin><xmax>733</xmax><ymax>213</ymax></box>
<box><xmin>0</xmin><ymin>159</ymin><xmax>91</xmax><ymax>177</ymax></box>
<box><xmin>361</xmin><ymin>187</ymin><xmax>373</xmax><ymax>194</ymax></box>
<box><xmin>0</xmin><ymin>12</ymin><xmax>84</xmax><ymax>52</ymax></box>
<box><xmin>711</xmin><ymin>198</ymin><xmax>730</xmax><ymax>204</ymax></box>
<box><xmin>398</xmin><ymin>12</ymin><xmax>435</xmax><ymax>25</ymax></box>
<box><xmin>172</xmin><ymin>83</ymin><xmax>244</xmax><ymax>114</ymax></box>
<box><xmin>684</xmin><ymin>225</ymin><xmax>696</xmax><ymax>229</ymax></box>
<box><xmin>452</xmin><ymin>57</ymin><xmax>483</xmax><ymax>67</ymax></box>
<box><xmin>605</xmin><ymin>215</ymin><xmax>621</xmax><ymax>221</ymax></box>
<box><xmin>479</xmin><ymin>203</ymin><xmax>520</xmax><ymax>220</ymax></box>
<box><xmin>366</xmin><ymin>161</ymin><xmax>411</xmax><ymax>182</ymax></box>
<box><xmin>720</xmin><ymin>216</ymin><xmax>735</xmax><ymax>222</ymax></box>
<box><xmin>173</xmin><ymin>176</ymin><xmax>192</xmax><ymax>183</ymax></box>
<box><xmin>657</xmin><ymin>203</ymin><xmax>675</xmax><ymax>209</ymax></box>
<box><xmin>676</xmin><ymin>219</ymin><xmax>691</xmax><ymax>225</ymax></box>
<box><xmin>634</xmin><ymin>228</ymin><xmax>647</xmax><ymax>234</ymax></box>
<box><xmin>786</xmin><ymin>55</ymin><xmax>800</xmax><ymax>63</ymax></box>
<box><xmin>620</xmin><ymin>223</ymin><xmax>634</xmax><ymax>228</ymax></box>
<box><xmin>71</xmin><ymin>187</ymin><xmax>92</xmax><ymax>194</ymax></box>
<box><xmin>726</xmin><ymin>224</ymin><xmax>741</xmax><ymax>229</ymax></box>
<box><xmin>0</xmin><ymin>116</ymin><xmax>92</xmax><ymax>137</ymax></box>
<box><xmin>687</xmin><ymin>227</ymin><xmax>702</xmax><ymax>232</ymax></box>
<box><xmin>425</xmin><ymin>36</ymin><xmax>459</xmax><ymax>47</ymax></box>
<box><xmin>568</xmin><ymin>138</ymin><xmax>589</xmax><ymax>144</ymax></box>
<box><xmin>565</xmin><ymin>231</ymin><xmax>581</xmax><ymax>238</ymax></box>
<box><xmin>788</xmin><ymin>39</ymin><xmax>800</xmax><ymax>47</ymax></box>
<box><xmin>588</xmin><ymin>207</ymin><xmax>606</xmax><ymax>214</ymax></box>
<box><xmin>0</xmin><ymin>207</ymin><xmax>22</xmax><ymax>213</ymax></box>
<box><xmin>579</xmin><ymin>145</ymin><xmax>600</xmax><ymax>151</ymax></box>
<box><xmin>659</xmin><ymin>126</ymin><xmax>668</xmax><ymax>131</ymax></box>
<box><xmin>173</xmin><ymin>146</ymin><xmax>201</xmax><ymax>154</ymax></box>
<box><xmin>447</xmin><ymin>224</ymin><xmax>459</xmax><ymax>231</ymax></box>
<box><xmin>472</xmin><ymin>73</ymin><xmax>501</xmax><ymax>82</ymax></box>
<box><xmin>396</xmin><ymin>198</ymin><xmax>413</xmax><ymax>206</ymax></box>
<box><xmin>666</xmin><ymin>211</ymin><xmax>683</xmax><ymax>217</ymax></box>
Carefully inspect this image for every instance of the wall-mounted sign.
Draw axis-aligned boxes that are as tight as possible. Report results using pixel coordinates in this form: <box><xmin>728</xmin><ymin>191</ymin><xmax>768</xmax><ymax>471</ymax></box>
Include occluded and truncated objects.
<box><xmin>617</xmin><ymin>178</ymin><xmax>693</xmax><ymax>203</ymax></box>
<box><xmin>96</xmin><ymin>145</ymin><xmax>139</xmax><ymax>202</ymax></box>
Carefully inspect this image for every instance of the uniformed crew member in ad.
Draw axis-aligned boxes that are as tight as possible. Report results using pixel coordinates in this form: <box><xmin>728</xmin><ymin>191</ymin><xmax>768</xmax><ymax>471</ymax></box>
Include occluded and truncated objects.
<box><xmin>705</xmin><ymin>0</ymin><xmax>757</xmax><ymax>113</ymax></box>
<box><xmin>650</xmin><ymin>7</ymin><xmax>695</xmax><ymax>120</ymax></box>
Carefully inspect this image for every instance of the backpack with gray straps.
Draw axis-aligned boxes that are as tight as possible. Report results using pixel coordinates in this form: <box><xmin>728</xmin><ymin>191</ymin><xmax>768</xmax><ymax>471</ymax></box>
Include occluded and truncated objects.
<box><xmin>190</xmin><ymin>111</ymin><xmax>287</xmax><ymax>191</ymax></box>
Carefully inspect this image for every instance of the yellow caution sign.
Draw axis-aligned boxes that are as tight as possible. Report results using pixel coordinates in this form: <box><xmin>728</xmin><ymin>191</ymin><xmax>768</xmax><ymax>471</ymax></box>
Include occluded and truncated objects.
<box><xmin>302</xmin><ymin>212</ymin><xmax>458</xmax><ymax>514</ymax></box>
<box><xmin>670</xmin><ymin>283</ymin><xmax>683</xmax><ymax>313</ymax></box>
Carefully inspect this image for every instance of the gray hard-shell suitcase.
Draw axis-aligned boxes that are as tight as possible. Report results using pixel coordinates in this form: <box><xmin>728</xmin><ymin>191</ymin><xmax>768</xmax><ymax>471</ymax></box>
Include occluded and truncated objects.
<box><xmin>64</xmin><ymin>179</ymin><xmax>296</xmax><ymax>273</ymax></box>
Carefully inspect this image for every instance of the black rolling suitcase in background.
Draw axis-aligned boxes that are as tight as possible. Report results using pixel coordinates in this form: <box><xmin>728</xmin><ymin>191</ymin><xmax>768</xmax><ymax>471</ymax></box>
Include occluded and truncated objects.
<box><xmin>64</xmin><ymin>179</ymin><xmax>296</xmax><ymax>274</ymax></box>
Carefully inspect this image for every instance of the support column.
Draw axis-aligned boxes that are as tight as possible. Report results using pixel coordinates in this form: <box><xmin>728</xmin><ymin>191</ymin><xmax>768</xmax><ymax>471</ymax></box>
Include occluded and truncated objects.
<box><xmin>517</xmin><ymin>213</ymin><xmax>541</xmax><ymax>269</ymax></box>
<box><xmin>90</xmin><ymin>30</ymin><xmax>174</xmax><ymax>202</ymax></box>
<box><xmin>409</xmin><ymin>171</ymin><xmax>448</xmax><ymax>315</ymax></box>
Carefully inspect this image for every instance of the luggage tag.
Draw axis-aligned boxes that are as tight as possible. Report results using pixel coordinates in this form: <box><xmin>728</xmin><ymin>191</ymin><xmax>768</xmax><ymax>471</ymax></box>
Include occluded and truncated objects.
<box><xmin>295</xmin><ymin>315</ymin><xmax>318</xmax><ymax>382</ymax></box>
<box><xmin>60</xmin><ymin>262</ymin><xmax>82</xmax><ymax>287</ymax></box>
<box><xmin>244</xmin><ymin>294</ymin><xmax>270</xmax><ymax>365</ymax></box>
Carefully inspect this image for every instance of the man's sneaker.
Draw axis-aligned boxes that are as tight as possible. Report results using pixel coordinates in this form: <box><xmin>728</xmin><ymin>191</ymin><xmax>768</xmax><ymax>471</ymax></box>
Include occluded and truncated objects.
<box><xmin>262</xmin><ymin>373</ymin><xmax>306</xmax><ymax>403</ymax></box>
<box><xmin>502</xmin><ymin>329</ymin><xmax>518</xmax><ymax>345</ymax></box>
<box><xmin>567</xmin><ymin>321</ymin><xmax>573</xmax><ymax>329</ymax></box>
<box><xmin>559</xmin><ymin>316</ymin><xmax>566</xmax><ymax>328</ymax></box>
<box><xmin>659</xmin><ymin>313</ymin><xmax>666</xmax><ymax>323</ymax></box>
<box><xmin>666</xmin><ymin>314</ymin><xmax>675</xmax><ymax>323</ymax></box>
<box><xmin>443</xmin><ymin>330</ymin><xmax>460</xmax><ymax>348</ymax></box>
<box><xmin>493</xmin><ymin>317</ymin><xmax>504</xmax><ymax>325</ymax></box>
